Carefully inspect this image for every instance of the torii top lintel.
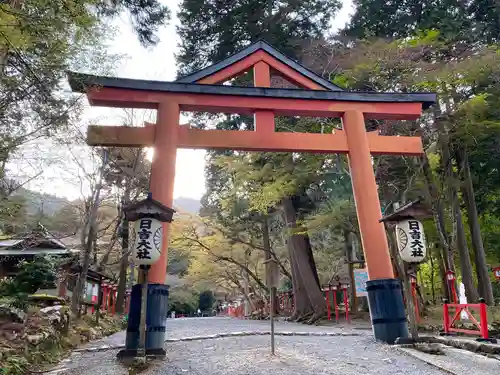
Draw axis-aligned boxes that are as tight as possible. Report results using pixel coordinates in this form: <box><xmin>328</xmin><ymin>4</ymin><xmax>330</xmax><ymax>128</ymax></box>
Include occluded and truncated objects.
<box><xmin>67</xmin><ymin>39</ymin><xmax>436</xmax><ymax>155</ymax></box>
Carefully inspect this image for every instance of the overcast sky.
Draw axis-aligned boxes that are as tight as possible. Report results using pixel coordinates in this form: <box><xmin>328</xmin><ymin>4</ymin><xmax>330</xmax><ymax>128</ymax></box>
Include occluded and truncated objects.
<box><xmin>20</xmin><ymin>0</ymin><xmax>354</xmax><ymax>202</ymax></box>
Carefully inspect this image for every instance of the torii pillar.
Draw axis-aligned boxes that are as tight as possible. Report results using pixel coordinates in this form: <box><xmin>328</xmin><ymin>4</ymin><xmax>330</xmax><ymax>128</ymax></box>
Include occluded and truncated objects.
<box><xmin>148</xmin><ymin>101</ymin><xmax>180</xmax><ymax>284</ymax></box>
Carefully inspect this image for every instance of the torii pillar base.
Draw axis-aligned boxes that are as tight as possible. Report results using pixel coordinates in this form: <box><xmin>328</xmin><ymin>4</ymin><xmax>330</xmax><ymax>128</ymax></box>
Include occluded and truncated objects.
<box><xmin>366</xmin><ymin>279</ymin><xmax>408</xmax><ymax>344</ymax></box>
<box><xmin>118</xmin><ymin>283</ymin><xmax>169</xmax><ymax>358</ymax></box>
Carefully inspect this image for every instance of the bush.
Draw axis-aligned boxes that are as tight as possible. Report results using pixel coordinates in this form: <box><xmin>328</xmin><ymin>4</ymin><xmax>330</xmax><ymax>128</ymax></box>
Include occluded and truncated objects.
<box><xmin>198</xmin><ymin>290</ymin><xmax>214</xmax><ymax>312</ymax></box>
<box><xmin>0</xmin><ymin>356</ymin><xmax>29</xmax><ymax>375</ymax></box>
<box><xmin>0</xmin><ymin>255</ymin><xmax>59</xmax><ymax>311</ymax></box>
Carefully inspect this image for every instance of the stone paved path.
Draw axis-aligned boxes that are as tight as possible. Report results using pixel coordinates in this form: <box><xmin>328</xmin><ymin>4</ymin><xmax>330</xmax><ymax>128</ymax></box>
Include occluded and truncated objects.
<box><xmin>46</xmin><ymin>317</ymin><xmax>471</xmax><ymax>375</ymax></box>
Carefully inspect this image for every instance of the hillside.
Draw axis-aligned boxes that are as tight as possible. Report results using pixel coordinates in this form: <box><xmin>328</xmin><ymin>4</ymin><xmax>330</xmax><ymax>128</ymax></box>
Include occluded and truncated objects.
<box><xmin>15</xmin><ymin>188</ymin><xmax>202</xmax><ymax>215</ymax></box>
<box><xmin>173</xmin><ymin>197</ymin><xmax>202</xmax><ymax>214</ymax></box>
<box><xmin>12</xmin><ymin>188</ymin><xmax>71</xmax><ymax>216</ymax></box>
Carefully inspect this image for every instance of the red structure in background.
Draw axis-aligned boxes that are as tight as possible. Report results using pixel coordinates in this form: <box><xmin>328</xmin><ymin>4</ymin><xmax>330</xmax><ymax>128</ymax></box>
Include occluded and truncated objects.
<box><xmin>493</xmin><ymin>267</ymin><xmax>500</xmax><ymax>280</ymax></box>
<box><xmin>98</xmin><ymin>283</ymin><xmax>131</xmax><ymax>316</ymax></box>
<box><xmin>409</xmin><ymin>275</ymin><xmax>420</xmax><ymax>323</ymax></box>
<box><xmin>322</xmin><ymin>284</ymin><xmax>349</xmax><ymax>323</ymax></box>
<box><xmin>278</xmin><ymin>292</ymin><xmax>294</xmax><ymax>314</ymax></box>
<box><xmin>442</xmin><ymin>299</ymin><xmax>495</xmax><ymax>342</ymax></box>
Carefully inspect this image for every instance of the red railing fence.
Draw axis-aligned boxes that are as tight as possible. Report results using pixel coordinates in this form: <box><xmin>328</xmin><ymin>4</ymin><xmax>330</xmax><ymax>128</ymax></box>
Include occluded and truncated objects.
<box><xmin>442</xmin><ymin>298</ymin><xmax>497</xmax><ymax>343</ymax></box>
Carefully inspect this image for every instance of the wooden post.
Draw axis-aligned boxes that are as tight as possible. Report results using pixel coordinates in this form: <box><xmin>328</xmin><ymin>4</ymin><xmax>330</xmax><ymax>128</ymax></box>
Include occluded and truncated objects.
<box><xmin>138</xmin><ymin>266</ymin><xmax>149</xmax><ymax>357</ymax></box>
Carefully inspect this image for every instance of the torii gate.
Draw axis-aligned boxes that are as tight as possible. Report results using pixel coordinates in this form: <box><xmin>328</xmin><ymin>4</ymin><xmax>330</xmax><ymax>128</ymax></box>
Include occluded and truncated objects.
<box><xmin>68</xmin><ymin>40</ymin><xmax>435</xmax><ymax>347</ymax></box>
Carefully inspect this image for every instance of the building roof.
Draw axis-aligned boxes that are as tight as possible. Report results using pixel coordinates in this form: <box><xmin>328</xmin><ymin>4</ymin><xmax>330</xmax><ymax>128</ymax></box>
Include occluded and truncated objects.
<box><xmin>175</xmin><ymin>39</ymin><xmax>343</xmax><ymax>91</ymax></box>
<box><xmin>379</xmin><ymin>199</ymin><xmax>432</xmax><ymax>223</ymax></box>
<box><xmin>0</xmin><ymin>224</ymin><xmax>79</xmax><ymax>257</ymax></box>
<box><xmin>124</xmin><ymin>193</ymin><xmax>176</xmax><ymax>222</ymax></box>
<box><xmin>67</xmin><ymin>72</ymin><xmax>436</xmax><ymax>109</ymax></box>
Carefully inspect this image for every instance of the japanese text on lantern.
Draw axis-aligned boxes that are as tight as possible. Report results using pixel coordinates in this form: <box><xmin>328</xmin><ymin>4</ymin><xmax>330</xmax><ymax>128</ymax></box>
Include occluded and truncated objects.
<box><xmin>132</xmin><ymin>217</ymin><xmax>163</xmax><ymax>265</ymax></box>
<box><xmin>396</xmin><ymin>219</ymin><xmax>426</xmax><ymax>263</ymax></box>
<box><xmin>137</xmin><ymin>219</ymin><xmax>153</xmax><ymax>260</ymax></box>
<box><xmin>408</xmin><ymin>220</ymin><xmax>424</xmax><ymax>258</ymax></box>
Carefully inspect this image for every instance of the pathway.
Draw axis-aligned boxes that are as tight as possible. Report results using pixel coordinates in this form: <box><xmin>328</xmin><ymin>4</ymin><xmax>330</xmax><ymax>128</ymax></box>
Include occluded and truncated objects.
<box><xmin>47</xmin><ymin>317</ymin><xmax>498</xmax><ymax>375</ymax></box>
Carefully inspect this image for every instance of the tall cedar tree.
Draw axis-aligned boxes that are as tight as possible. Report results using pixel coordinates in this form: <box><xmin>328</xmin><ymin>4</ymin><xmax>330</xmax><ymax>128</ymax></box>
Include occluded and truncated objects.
<box><xmin>344</xmin><ymin>2</ymin><xmax>497</xmax><ymax>303</ymax></box>
<box><xmin>346</xmin><ymin>0</ymin><xmax>500</xmax><ymax>44</ymax></box>
<box><xmin>176</xmin><ymin>0</ymin><xmax>341</xmax><ymax>321</ymax></box>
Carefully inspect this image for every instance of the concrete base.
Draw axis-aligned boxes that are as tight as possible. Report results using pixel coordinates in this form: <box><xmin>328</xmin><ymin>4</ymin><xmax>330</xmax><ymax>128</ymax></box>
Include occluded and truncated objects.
<box><xmin>476</xmin><ymin>338</ymin><xmax>498</xmax><ymax>344</ymax></box>
<box><xmin>366</xmin><ymin>278</ymin><xmax>409</xmax><ymax>344</ymax></box>
<box><xmin>116</xmin><ymin>348</ymin><xmax>166</xmax><ymax>359</ymax></box>
<box><xmin>394</xmin><ymin>336</ymin><xmax>416</xmax><ymax>345</ymax></box>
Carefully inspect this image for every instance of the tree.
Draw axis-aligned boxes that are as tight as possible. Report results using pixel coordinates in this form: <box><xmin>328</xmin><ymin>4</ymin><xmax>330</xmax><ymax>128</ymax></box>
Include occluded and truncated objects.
<box><xmin>327</xmin><ymin>30</ymin><xmax>500</xmax><ymax>303</ymax></box>
<box><xmin>345</xmin><ymin>0</ymin><xmax>500</xmax><ymax>44</ymax></box>
<box><xmin>0</xmin><ymin>255</ymin><xmax>58</xmax><ymax>297</ymax></box>
<box><xmin>0</xmin><ymin>0</ymin><xmax>170</xmax><ymax>202</ymax></box>
<box><xmin>70</xmin><ymin>149</ymin><xmax>108</xmax><ymax>315</ymax></box>
<box><xmin>198</xmin><ymin>290</ymin><xmax>214</xmax><ymax>312</ymax></box>
<box><xmin>0</xmin><ymin>195</ymin><xmax>27</xmax><ymax>235</ymax></box>
<box><xmin>176</xmin><ymin>0</ymin><xmax>341</xmax><ymax>76</ymax></box>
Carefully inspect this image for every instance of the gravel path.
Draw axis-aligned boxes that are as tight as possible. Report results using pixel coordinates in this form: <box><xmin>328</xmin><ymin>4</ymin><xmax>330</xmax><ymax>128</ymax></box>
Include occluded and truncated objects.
<box><xmin>47</xmin><ymin>317</ymin><xmax>449</xmax><ymax>375</ymax></box>
<box><xmin>398</xmin><ymin>345</ymin><xmax>500</xmax><ymax>374</ymax></box>
<box><xmin>152</xmin><ymin>334</ymin><xmax>446</xmax><ymax>375</ymax></box>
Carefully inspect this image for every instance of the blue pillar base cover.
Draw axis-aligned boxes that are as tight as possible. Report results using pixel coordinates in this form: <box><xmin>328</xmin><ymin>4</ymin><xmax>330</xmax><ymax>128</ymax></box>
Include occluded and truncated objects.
<box><xmin>366</xmin><ymin>278</ymin><xmax>409</xmax><ymax>344</ymax></box>
<box><xmin>122</xmin><ymin>283</ymin><xmax>169</xmax><ymax>353</ymax></box>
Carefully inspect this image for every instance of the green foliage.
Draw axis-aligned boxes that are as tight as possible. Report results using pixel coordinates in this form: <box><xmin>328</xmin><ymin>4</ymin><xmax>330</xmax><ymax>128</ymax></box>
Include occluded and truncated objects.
<box><xmin>198</xmin><ymin>290</ymin><xmax>214</xmax><ymax>311</ymax></box>
<box><xmin>167</xmin><ymin>287</ymin><xmax>198</xmax><ymax>315</ymax></box>
<box><xmin>167</xmin><ymin>246</ymin><xmax>191</xmax><ymax>276</ymax></box>
<box><xmin>0</xmin><ymin>356</ymin><xmax>29</xmax><ymax>375</ymax></box>
<box><xmin>493</xmin><ymin>281</ymin><xmax>500</xmax><ymax>304</ymax></box>
<box><xmin>345</xmin><ymin>0</ymin><xmax>500</xmax><ymax>44</ymax></box>
<box><xmin>177</xmin><ymin>0</ymin><xmax>341</xmax><ymax>76</ymax></box>
<box><xmin>0</xmin><ymin>195</ymin><xmax>27</xmax><ymax>234</ymax></box>
<box><xmin>0</xmin><ymin>255</ymin><xmax>58</xmax><ymax>308</ymax></box>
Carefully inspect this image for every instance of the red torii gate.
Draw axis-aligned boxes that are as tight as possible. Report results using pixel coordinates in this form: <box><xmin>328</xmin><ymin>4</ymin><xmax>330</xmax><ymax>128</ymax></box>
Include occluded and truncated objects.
<box><xmin>68</xmin><ymin>40</ymin><xmax>435</xmax><ymax>350</ymax></box>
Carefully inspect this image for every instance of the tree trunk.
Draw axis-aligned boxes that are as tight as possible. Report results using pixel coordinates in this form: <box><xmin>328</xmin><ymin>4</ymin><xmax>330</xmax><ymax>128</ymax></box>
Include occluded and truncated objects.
<box><xmin>344</xmin><ymin>230</ymin><xmax>358</xmax><ymax>313</ymax></box>
<box><xmin>282</xmin><ymin>223</ymin><xmax>309</xmax><ymax>319</ymax></box>
<box><xmin>282</xmin><ymin>197</ymin><xmax>325</xmax><ymax>323</ymax></box>
<box><xmin>456</xmin><ymin>150</ymin><xmax>494</xmax><ymax>304</ymax></box>
<box><xmin>115</xmin><ymin>199</ymin><xmax>130</xmax><ymax>314</ymax></box>
<box><xmin>437</xmin><ymin>244</ymin><xmax>450</xmax><ymax>301</ymax></box>
<box><xmin>451</xmin><ymin>192</ymin><xmax>479</xmax><ymax>301</ymax></box>
<box><xmin>440</xmin><ymin>132</ymin><xmax>479</xmax><ymax>302</ymax></box>
<box><xmin>71</xmin><ymin>154</ymin><xmax>107</xmax><ymax>316</ymax></box>
<box><xmin>420</xmin><ymin>155</ymin><xmax>454</xmax><ymax>273</ymax></box>
<box><xmin>0</xmin><ymin>0</ymin><xmax>24</xmax><ymax>75</ymax></box>
<box><xmin>262</xmin><ymin>216</ymin><xmax>279</xmax><ymax>314</ymax></box>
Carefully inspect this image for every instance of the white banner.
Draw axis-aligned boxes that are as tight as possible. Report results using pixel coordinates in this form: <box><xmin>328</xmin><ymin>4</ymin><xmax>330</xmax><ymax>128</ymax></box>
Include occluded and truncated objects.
<box><xmin>132</xmin><ymin>217</ymin><xmax>163</xmax><ymax>266</ymax></box>
<box><xmin>396</xmin><ymin>219</ymin><xmax>426</xmax><ymax>263</ymax></box>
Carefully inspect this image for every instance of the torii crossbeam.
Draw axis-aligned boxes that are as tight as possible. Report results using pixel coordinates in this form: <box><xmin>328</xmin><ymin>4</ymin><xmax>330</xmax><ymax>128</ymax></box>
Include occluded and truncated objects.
<box><xmin>68</xmin><ymin>40</ymin><xmax>436</xmax><ymax>349</ymax></box>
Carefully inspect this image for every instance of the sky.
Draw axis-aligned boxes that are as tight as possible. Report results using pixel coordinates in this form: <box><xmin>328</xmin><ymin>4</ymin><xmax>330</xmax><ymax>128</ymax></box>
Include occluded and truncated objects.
<box><xmin>19</xmin><ymin>0</ymin><xmax>354</xmax><ymax>202</ymax></box>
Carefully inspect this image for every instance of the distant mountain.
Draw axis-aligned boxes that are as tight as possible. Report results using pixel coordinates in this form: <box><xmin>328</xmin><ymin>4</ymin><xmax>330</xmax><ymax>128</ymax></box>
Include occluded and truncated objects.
<box><xmin>12</xmin><ymin>188</ymin><xmax>72</xmax><ymax>216</ymax></box>
<box><xmin>173</xmin><ymin>197</ymin><xmax>202</xmax><ymax>214</ymax></box>
<box><xmin>13</xmin><ymin>188</ymin><xmax>201</xmax><ymax>216</ymax></box>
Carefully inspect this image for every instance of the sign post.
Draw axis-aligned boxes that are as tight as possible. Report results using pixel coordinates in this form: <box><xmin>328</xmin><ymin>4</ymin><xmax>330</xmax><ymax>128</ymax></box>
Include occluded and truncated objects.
<box><xmin>138</xmin><ymin>265</ymin><xmax>149</xmax><ymax>357</ymax></box>
<box><xmin>263</xmin><ymin>258</ymin><xmax>279</xmax><ymax>355</ymax></box>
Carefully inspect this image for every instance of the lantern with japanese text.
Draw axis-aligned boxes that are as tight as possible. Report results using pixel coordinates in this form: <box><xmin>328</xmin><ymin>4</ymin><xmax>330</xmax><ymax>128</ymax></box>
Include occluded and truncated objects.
<box><xmin>124</xmin><ymin>193</ymin><xmax>175</xmax><ymax>267</ymax></box>
<box><xmin>395</xmin><ymin>219</ymin><xmax>427</xmax><ymax>263</ymax></box>
<box><xmin>380</xmin><ymin>200</ymin><xmax>431</xmax><ymax>265</ymax></box>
